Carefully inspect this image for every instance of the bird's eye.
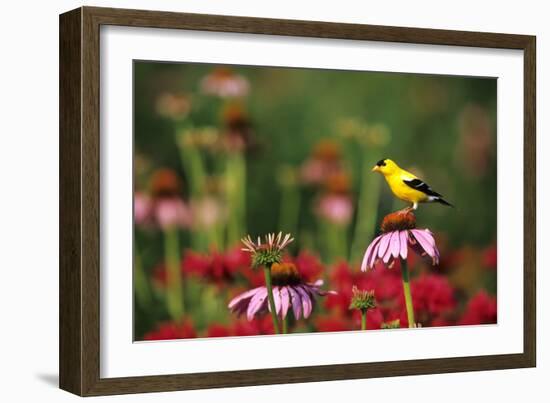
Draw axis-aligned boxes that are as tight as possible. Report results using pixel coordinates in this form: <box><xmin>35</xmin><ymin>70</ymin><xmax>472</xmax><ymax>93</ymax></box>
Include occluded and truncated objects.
<box><xmin>376</xmin><ymin>159</ymin><xmax>386</xmax><ymax>167</ymax></box>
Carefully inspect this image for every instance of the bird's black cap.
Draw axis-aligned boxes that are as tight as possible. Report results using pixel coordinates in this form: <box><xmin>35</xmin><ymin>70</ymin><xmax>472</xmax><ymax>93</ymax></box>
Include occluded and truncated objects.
<box><xmin>376</xmin><ymin>159</ymin><xmax>387</xmax><ymax>167</ymax></box>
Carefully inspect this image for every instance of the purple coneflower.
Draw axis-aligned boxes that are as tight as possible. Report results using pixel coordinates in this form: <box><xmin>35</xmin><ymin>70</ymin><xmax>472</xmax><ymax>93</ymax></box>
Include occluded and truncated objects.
<box><xmin>236</xmin><ymin>232</ymin><xmax>312</xmax><ymax>334</ymax></box>
<box><xmin>360</xmin><ymin>211</ymin><xmax>440</xmax><ymax>328</ymax></box>
<box><xmin>360</xmin><ymin>211</ymin><xmax>439</xmax><ymax>271</ymax></box>
<box><xmin>229</xmin><ymin>262</ymin><xmax>333</xmax><ymax>326</ymax></box>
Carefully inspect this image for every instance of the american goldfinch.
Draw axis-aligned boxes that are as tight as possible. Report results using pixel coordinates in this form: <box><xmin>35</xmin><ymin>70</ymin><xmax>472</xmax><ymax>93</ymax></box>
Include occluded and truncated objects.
<box><xmin>372</xmin><ymin>159</ymin><xmax>453</xmax><ymax>211</ymax></box>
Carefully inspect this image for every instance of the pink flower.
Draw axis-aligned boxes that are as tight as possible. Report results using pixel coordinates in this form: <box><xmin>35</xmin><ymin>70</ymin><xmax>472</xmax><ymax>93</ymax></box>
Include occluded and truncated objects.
<box><xmin>316</xmin><ymin>194</ymin><xmax>354</xmax><ymax>225</ymax></box>
<box><xmin>153</xmin><ymin>197</ymin><xmax>192</xmax><ymax>229</ymax></box>
<box><xmin>190</xmin><ymin>196</ymin><xmax>226</xmax><ymax>230</ymax></box>
<box><xmin>228</xmin><ymin>262</ymin><xmax>334</xmax><ymax>321</ymax></box>
<box><xmin>201</xmin><ymin>67</ymin><xmax>249</xmax><ymax>98</ymax></box>
<box><xmin>134</xmin><ymin>192</ymin><xmax>152</xmax><ymax>225</ymax></box>
<box><xmin>361</xmin><ymin>212</ymin><xmax>439</xmax><ymax>271</ymax></box>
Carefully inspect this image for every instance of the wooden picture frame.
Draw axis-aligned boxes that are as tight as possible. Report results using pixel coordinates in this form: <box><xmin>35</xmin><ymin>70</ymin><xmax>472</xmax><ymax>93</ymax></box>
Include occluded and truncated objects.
<box><xmin>59</xmin><ymin>6</ymin><xmax>536</xmax><ymax>396</ymax></box>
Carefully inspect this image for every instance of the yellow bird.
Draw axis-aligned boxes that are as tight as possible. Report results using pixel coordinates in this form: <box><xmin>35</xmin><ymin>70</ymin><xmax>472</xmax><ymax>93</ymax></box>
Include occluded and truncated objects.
<box><xmin>372</xmin><ymin>159</ymin><xmax>453</xmax><ymax>211</ymax></box>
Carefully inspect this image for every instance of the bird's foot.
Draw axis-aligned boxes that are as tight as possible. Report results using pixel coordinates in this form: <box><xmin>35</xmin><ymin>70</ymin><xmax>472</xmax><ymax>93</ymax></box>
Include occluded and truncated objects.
<box><xmin>397</xmin><ymin>206</ymin><xmax>414</xmax><ymax>215</ymax></box>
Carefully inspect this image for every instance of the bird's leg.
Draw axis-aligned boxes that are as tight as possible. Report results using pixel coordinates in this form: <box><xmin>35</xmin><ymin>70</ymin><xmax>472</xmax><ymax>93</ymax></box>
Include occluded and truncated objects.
<box><xmin>398</xmin><ymin>203</ymin><xmax>417</xmax><ymax>215</ymax></box>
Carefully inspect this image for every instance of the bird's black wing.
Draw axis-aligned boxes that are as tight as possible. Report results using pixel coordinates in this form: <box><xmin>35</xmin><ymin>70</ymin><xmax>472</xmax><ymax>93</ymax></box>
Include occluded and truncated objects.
<box><xmin>403</xmin><ymin>178</ymin><xmax>442</xmax><ymax>197</ymax></box>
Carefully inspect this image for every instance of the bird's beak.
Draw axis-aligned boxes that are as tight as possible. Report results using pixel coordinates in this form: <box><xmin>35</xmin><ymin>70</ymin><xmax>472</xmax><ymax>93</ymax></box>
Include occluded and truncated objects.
<box><xmin>372</xmin><ymin>165</ymin><xmax>380</xmax><ymax>172</ymax></box>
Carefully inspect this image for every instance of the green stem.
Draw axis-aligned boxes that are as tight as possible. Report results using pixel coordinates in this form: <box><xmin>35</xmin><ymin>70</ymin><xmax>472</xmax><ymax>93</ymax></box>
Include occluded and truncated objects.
<box><xmin>279</xmin><ymin>182</ymin><xmax>301</xmax><ymax>236</ymax></box>
<box><xmin>164</xmin><ymin>227</ymin><xmax>184</xmax><ymax>320</ymax></box>
<box><xmin>400</xmin><ymin>258</ymin><xmax>415</xmax><ymax>328</ymax></box>
<box><xmin>226</xmin><ymin>153</ymin><xmax>247</xmax><ymax>246</ymax></box>
<box><xmin>178</xmin><ymin>140</ymin><xmax>206</xmax><ymax>198</ymax></box>
<box><xmin>282</xmin><ymin>315</ymin><xmax>288</xmax><ymax>334</ymax></box>
<box><xmin>322</xmin><ymin>220</ymin><xmax>347</xmax><ymax>263</ymax></box>
<box><xmin>361</xmin><ymin>310</ymin><xmax>367</xmax><ymax>330</ymax></box>
<box><xmin>263</xmin><ymin>266</ymin><xmax>280</xmax><ymax>334</ymax></box>
<box><xmin>134</xmin><ymin>237</ymin><xmax>152</xmax><ymax>310</ymax></box>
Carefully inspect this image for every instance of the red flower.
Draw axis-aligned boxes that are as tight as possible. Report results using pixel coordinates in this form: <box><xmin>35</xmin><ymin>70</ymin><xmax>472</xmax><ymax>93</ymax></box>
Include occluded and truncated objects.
<box><xmin>409</xmin><ymin>274</ymin><xmax>456</xmax><ymax>316</ymax></box>
<box><xmin>181</xmin><ymin>250</ymin><xmax>211</xmax><ymax>277</ymax></box>
<box><xmin>284</xmin><ymin>251</ymin><xmax>324</xmax><ymax>282</ymax></box>
<box><xmin>351</xmin><ymin>308</ymin><xmax>384</xmax><ymax>330</ymax></box>
<box><xmin>459</xmin><ymin>290</ymin><xmax>497</xmax><ymax>325</ymax></box>
<box><xmin>232</xmin><ymin>317</ymin><xmax>274</xmax><ymax>336</ymax></box>
<box><xmin>325</xmin><ymin>261</ymin><xmax>402</xmax><ymax>319</ymax></box>
<box><xmin>206</xmin><ymin>323</ymin><xmax>232</xmax><ymax>338</ymax></box>
<box><xmin>142</xmin><ymin>320</ymin><xmax>196</xmax><ymax>340</ymax></box>
<box><xmin>395</xmin><ymin>274</ymin><xmax>456</xmax><ymax>327</ymax></box>
<box><xmin>482</xmin><ymin>244</ymin><xmax>497</xmax><ymax>270</ymax></box>
<box><xmin>180</xmin><ymin>246</ymin><xmax>251</xmax><ymax>284</ymax></box>
<box><xmin>239</xmin><ymin>265</ymin><xmax>265</xmax><ymax>287</ymax></box>
<box><xmin>314</xmin><ymin>315</ymin><xmax>350</xmax><ymax>332</ymax></box>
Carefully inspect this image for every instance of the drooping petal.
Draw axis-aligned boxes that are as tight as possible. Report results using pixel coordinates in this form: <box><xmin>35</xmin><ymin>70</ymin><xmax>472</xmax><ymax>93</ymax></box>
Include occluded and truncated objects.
<box><xmin>246</xmin><ymin>288</ymin><xmax>268</xmax><ymax>321</ymax></box>
<box><xmin>271</xmin><ymin>286</ymin><xmax>281</xmax><ymax>315</ymax></box>
<box><xmin>411</xmin><ymin>229</ymin><xmax>437</xmax><ymax>263</ymax></box>
<box><xmin>361</xmin><ymin>235</ymin><xmax>382</xmax><ymax>271</ymax></box>
<box><xmin>280</xmin><ymin>286</ymin><xmax>290</xmax><ymax>319</ymax></box>
<box><xmin>228</xmin><ymin>286</ymin><xmax>262</xmax><ymax>309</ymax></box>
<box><xmin>377</xmin><ymin>233</ymin><xmax>392</xmax><ymax>260</ymax></box>
<box><xmin>390</xmin><ymin>231</ymin><xmax>401</xmax><ymax>259</ymax></box>
<box><xmin>399</xmin><ymin>230</ymin><xmax>409</xmax><ymax>260</ymax></box>
<box><xmin>296</xmin><ymin>286</ymin><xmax>312</xmax><ymax>318</ymax></box>
<box><xmin>288</xmin><ymin>286</ymin><xmax>302</xmax><ymax>320</ymax></box>
<box><xmin>368</xmin><ymin>235</ymin><xmax>385</xmax><ymax>268</ymax></box>
<box><xmin>383</xmin><ymin>232</ymin><xmax>399</xmax><ymax>263</ymax></box>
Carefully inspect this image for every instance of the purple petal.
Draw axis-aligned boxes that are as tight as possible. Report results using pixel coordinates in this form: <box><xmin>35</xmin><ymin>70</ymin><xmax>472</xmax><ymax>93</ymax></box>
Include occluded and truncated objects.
<box><xmin>399</xmin><ymin>231</ymin><xmax>409</xmax><ymax>260</ymax></box>
<box><xmin>296</xmin><ymin>286</ymin><xmax>312</xmax><ymax>318</ymax></box>
<box><xmin>377</xmin><ymin>233</ymin><xmax>391</xmax><ymax>260</ymax></box>
<box><xmin>288</xmin><ymin>286</ymin><xmax>302</xmax><ymax>320</ymax></box>
<box><xmin>279</xmin><ymin>287</ymin><xmax>290</xmax><ymax>319</ymax></box>
<box><xmin>368</xmin><ymin>235</ymin><xmax>384</xmax><ymax>268</ymax></box>
<box><xmin>361</xmin><ymin>235</ymin><xmax>382</xmax><ymax>271</ymax></box>
<box><xmin>228</xmin><ymin>286</ymin><xmax>262</xmax><ymax>309</ymax></box>
<box><xmin>270</xmin><ymin>286</ymin><xmax>281</xmax><ymax>315</ymax></box>
<box><xmin>383</xmin><ymin>232</ymin><xmax>398</xmax><ymax>263</ymax></box>
<box><xmin>246</xmin><ymin>288</ymin><xmax>268</xmax><ymax>321</ymax></box>
<box><xmin>411</xmin><ymin>229</ymin><xmax>437</xmax><ymax>263</ymax></box>
<box><xmin>390</xmin><ymin>231</ymin><xmax>401</xmax><ymax>259</ymax></box>
<box><xmin>231</xmin><ymin>299</ymin><xmax>249</xmax><ymax>316</ymax></box>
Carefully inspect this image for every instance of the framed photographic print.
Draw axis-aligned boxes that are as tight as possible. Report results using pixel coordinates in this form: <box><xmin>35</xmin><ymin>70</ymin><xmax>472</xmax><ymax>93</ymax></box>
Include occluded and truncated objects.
<box><xmin>59</xmin><ymin>6</ymin><xmax>536</xmax><ymax>396</ymax></box>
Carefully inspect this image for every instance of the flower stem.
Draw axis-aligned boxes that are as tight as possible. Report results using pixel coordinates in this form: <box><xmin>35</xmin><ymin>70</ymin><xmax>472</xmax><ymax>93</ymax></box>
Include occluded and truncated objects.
<box><xmin>226</xmin><ymin>153</ymin><xmax>247</xmax><ymax>246</ymax></box>
<box><xmin>281</xmin><ymin>314</ymin><xmax>288</xmax><ymax>334</ymax></box>
<box><xmin>279</xmin><ymin>179</ymin><xmax>301</xmax><ymax>238</ymax></box>
<box><xmin>164</xmin><ymin>227</ymin><xmax>184</xmax><ymax>320</ymax></box>
<box><xmin>263</xmin><ymin>266</ymin><xmax>280</xmax><ymax>334</ymax></box>
<box><xmin>361</xmin><ymin>310</ymin><xmax>367</xmax><ymax>330</ymax></box>
<box><xmin>134</xmin><ymin>236</ymin><xmax>152</xmax><ymax>310</ymax></box>
<box><xmin>400</xmin><ymin>258</ymin><xmax>415</xmax><ymax>328</ymax></box>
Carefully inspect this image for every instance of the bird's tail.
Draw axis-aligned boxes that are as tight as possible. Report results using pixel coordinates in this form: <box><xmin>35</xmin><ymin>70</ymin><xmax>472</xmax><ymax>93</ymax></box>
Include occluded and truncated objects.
<box><xmin>435</xmin><ymin>197</ymin><xmax>454</xmax><ymax>208</ymax></box>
